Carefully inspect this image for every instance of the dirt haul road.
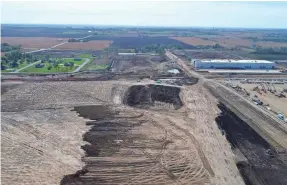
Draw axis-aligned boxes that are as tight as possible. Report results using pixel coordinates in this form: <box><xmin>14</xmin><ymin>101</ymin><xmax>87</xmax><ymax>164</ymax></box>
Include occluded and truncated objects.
<box><xmin>165</xmin><ymin>50</ymin><xmax>287</xmax><ymax>151</ymax></box>
<box><xmin>1</xmin><ymin>80</ymin><xmax>244</xmax><ymax>185</ymax></box>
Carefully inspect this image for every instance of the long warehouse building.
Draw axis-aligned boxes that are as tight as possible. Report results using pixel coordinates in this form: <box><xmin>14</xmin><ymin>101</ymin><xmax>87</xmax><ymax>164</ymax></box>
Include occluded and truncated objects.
<box><xmin>193</xmin><ymin>59</ymin><xmax>275</xmax><ymax>70</ymax></box>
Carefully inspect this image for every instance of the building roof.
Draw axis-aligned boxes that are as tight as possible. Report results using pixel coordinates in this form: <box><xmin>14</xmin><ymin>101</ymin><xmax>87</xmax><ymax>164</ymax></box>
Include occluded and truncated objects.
<box><xmin>197</xmin><ymin>59</ymin><xmax>274</xmax><ymax>63</ymax></box>
<box><xmin>206</xmin><ymin>69</ymin><xmax>281</xmax><ymax>74</ymax></box>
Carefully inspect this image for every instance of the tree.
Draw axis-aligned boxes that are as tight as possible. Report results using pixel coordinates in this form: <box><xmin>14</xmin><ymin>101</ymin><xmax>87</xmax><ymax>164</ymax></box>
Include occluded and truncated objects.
<box><xmin>47</xmin><ymin>65</ymin><xmax>52</xmax><ymax>70</ymax></box>
<box><xmin>10</xmin><ymin>61</ymin><xmax>19</xmax><ymax>68</ymax></box>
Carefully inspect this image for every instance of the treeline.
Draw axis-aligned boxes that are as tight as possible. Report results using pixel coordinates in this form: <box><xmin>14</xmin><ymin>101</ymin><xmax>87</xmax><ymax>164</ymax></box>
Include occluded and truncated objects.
<box><xmin>243</xmin><ymin>37</ymin><xmax>287</xmax><ymax>43</ymax></box>
<box><xmin>135</xmin><ymin>44</ymin><xmax>184</xmax><ymax>54</ymax></box>
<box><xmin>253</xmin><ymin>47</ymin><xmax>287</xmax><ymax>55</ymax></box>
<box><xmin>135</xmin><ymin>43</ymin><xmax>223</xmax><ymax>54</ymax></box>
<box><xmin>1</xmin><ymin>43</ymin><xmax>21</xmax><ymax>52</ymax></box>
<box><xmin>1</xmin><ymin>51</ymin><xmax>39</xmax><ymax>70</ymax></box>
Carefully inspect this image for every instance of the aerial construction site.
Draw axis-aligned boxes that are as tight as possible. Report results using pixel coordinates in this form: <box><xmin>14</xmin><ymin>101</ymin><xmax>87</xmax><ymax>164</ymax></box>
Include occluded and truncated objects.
<box><xmin>2</xmin><ymin>24</ymin><xmax>287</xmax><ymax>185</ymax></box>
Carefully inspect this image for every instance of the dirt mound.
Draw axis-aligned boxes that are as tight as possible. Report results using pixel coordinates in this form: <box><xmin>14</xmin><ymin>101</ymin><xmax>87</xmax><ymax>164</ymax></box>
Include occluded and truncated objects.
<box><xmin>123</xmin><ymin>85</ymin><xmax>183</xmax><ymax>110</ymax></box>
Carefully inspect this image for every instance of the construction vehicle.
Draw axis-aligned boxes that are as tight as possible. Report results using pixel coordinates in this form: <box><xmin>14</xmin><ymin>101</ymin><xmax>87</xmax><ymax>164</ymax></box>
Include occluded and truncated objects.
<box><xmin>260</xmin><ymin>83</ymin><xmax>267</xmax><ymax>93</ymax></box>
<box><xmin>252</xmin><ymin>86</ymin><xmax>262</xmax><ymax>95</ymax></box>
<box><xmin>276</xmin><ymin>92</ymin><xmax>286</xmax><ymax>98</ymax></box>
<box><xmin>277</xmin><ymin>113</ymin><xmax>284</xmax><ymax>121</ymax></box>
<box><xmin>252</xmin><ymin>86</ymin><xmax>259</xmax><ymax>91</ymax></box>
<box><xmin>271</xmin><ymin>84</ymin><xmax>276</xmax><ymax>92</ymax></box>
<box><xmin>244</xmin><ymin>89</ymin><xmax>250</xmax><ymax>96</ymax></box>
<box><xmin>266</xmin><ymin>83</ymin><xmax>273</xmax><ymax>93</ymax></box>
<box><xmin>252</xmin><ymin>98</ymin><xmax>263</xmax><ymax>105</ymax></box>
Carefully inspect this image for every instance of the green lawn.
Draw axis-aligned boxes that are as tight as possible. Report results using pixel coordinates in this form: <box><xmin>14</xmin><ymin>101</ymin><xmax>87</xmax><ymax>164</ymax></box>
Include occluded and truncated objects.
<box><xmin>21</xmin><ymin>58</ymin><xmax>86</xmax><ymax>73</ymax></box>
<box><xmin>86</xmin><ymin>64</ymin><xmax>109</xmax><ymax>70</ymax></box>
<box><xmin>59</xmin><ymin>58</ymin><xmax>84</xmax><ymax>65</ymax></box>
<box><xmin>78</xmin><ymin>54</ymin><xmax>93</xmax><ymax>59</ymax></box>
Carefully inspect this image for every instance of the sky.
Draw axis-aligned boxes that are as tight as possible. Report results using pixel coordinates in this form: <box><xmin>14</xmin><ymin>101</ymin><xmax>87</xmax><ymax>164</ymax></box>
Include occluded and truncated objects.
<box><xmin>1</xmin><ymin>1</ymin><xmax>287</xmax><ymax>28</ymax></box>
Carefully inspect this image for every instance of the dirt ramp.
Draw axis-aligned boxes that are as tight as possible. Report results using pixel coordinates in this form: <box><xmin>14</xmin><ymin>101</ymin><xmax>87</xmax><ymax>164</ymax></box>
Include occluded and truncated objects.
<box><xmin>124</xmin><ymin>85</ymin><xmax>183</xmax><ymax>110</ymax></box>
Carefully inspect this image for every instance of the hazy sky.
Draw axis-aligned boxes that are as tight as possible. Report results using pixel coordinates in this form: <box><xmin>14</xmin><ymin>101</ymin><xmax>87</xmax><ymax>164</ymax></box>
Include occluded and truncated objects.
<box><xmin>2</xmin><ymin>1</ymin><xmax>287</xmax><ymax>28</ymax></box>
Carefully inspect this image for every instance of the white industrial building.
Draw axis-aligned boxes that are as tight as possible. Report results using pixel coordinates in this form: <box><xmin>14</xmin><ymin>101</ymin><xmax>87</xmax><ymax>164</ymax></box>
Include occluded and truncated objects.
<box><xmin>193</xmin><ymin>59</ymin><xmax>275</xmax><ymax>70</ymax></box>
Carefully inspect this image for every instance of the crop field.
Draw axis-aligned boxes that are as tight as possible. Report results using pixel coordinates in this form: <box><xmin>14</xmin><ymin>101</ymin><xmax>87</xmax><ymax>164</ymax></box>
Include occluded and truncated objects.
<box><xmin>21</xmin><ymin>58</ymin><xmax>85</xmax><ymax>73</ymax></box>
<box><xmin>86</xmin><ymin>36</ymin><xmax>194</xmax><ymax>49</ymax></box>
<box><xmin>211</xmin><ymin>37</ymin><xmax>253</xmax><ymax>48</ymax></box>
<box><xmin>170</xmin><ymin>37</ymin><xmax>216</xmax><ymax>46</ymax></box>
<box><xmin>1</xmin><ymin>25</ymin><xmax>91</xmax><ymax>38</ymax></box>
<box><xmin>1</xmin><ymin>37</ymin><xmax>68</xmax><ymax>49</ymax></box>
<box><xmin>56</xmin><ymin>40</ymin><xmax>112</xmax><ymax>50</ymax></box>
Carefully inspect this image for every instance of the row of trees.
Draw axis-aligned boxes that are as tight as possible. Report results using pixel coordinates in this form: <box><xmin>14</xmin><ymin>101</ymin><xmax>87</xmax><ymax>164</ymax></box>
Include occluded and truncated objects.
<box><xmin>253</xmin><ymin>47</ymin><xmax>287</xmax><ymax>55</ymax></box>
<box><xmin>1</xmin><ymin>51</ymin><xmax>40</xmax><ymax>69</ymax></box>
<box><xmin>1</xmin><ymin>43</ymin><xmax>21</xmax><ymax>52</ymax></box>
<box><xmin>134</xmin><ymin>43</ymin><xmax>223</xmax><ymax>54</ymax></box>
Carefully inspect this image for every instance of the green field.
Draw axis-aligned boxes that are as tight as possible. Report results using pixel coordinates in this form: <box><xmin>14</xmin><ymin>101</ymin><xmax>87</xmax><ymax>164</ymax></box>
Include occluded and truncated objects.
<box><xmin>78</xmin><ymin>54</ymin><xmax>94</xmax><ymax>59</ymax></box>
<box><xmin>87</xmin><ymin>64</ymin><xmax>109</xmax><ymax>70</ymax></box>
<box><xmin>21</xmin><ymin>58</ymin><xmax>85</xmax><ymax>73</ymax></box>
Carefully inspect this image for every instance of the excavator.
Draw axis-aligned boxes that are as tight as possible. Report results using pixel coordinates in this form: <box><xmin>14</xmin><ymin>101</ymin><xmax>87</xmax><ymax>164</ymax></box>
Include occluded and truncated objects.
<box><xmin>260</xmin><ymin>83</ymin><xmax>267</xmax><ymax>93</ymax></box>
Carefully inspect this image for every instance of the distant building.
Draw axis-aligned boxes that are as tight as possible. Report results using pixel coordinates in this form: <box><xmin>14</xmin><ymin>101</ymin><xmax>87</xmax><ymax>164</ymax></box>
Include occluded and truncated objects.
<box><xmin>193</xmin><ymin>59</ymin><xmax>275</xmax><ymax>70</ymax></box>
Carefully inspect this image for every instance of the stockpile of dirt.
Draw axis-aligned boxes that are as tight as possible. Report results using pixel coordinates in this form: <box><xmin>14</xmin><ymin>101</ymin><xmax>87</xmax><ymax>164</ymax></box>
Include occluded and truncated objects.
<box><xmin>123</xmin><ymin>85</ymin><xmax>183</xmax><ymax>110</ymax></box>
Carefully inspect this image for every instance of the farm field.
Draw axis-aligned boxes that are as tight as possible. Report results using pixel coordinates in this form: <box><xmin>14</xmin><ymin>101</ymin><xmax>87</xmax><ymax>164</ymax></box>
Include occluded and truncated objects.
<box><xmin>170</xmin><ymin>35</ymin><xmax>287</xmax><ymax>49</ymax></box>
<box><xmin>86</xmin><ymin>36</ymin><xmax>194</xmax><ymax>49</ymax></box>
<box><xmin>56</xmin><ymin>40</ymin><xmax>113</xmax><ymax>50</ymax></box>
<box><xmin>170</xmin><ymin>37</ymin><xmax>216</xmax><ymax>46</ymax></box>
<box><xmin>1</xmin><ymin>37</ymin><xmax>67</xmax><ymax>49</ymax></box>
<box><xmin>211</xmin><ymin>37</ymin><xmax>253</xmax><ymax>48</ymax></box>
<box><xmin>21</xmin><ymin>58</ymin><xmax>85</xmax><ymax>73</ymax></box>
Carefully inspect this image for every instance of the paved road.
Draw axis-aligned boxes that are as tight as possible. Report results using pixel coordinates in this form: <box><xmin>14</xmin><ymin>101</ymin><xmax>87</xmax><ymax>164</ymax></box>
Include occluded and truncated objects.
<box><xmin>73</xmin><ymin>58</ymin><xmax>90</xmax><ymax>73</ymax></box>
<box><xmin>12</xmin><ymin>61</ymin><xmax>41</xmax><ymax>73</ymax></box>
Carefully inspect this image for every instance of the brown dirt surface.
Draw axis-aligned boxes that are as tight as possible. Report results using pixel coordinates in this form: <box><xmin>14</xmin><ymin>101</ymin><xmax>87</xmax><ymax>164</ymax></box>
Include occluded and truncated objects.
<box><xmin>170</xmin><ymin>37</ymin><xmax>216</xmax><ymax>46</ymax></box>
<box><xmin>56</xmin><ymin>40</ymin><xmax>112</xmax><ymax>50</ymax></box>
<box><xmin>1</xmin><ymin>37</ymin><xmax>68</xmax><ymax>49</ymax></box>
<box><xmin>1</xmin><ymin>80</ymin><xmax>244</xmax><ymax>185</ymax></box>
<box><xmin>211</xmin><ymin>37</ymin><xmax>253</xmax><ymax>48</ymax></box>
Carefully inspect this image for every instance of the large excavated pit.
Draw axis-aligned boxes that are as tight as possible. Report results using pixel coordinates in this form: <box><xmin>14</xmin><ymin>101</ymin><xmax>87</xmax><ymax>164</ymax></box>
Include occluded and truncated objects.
<box><xmin>123</xmin><ymin>85</ymin><xmax>183</xmax><ymax>110</ymax></box>
<box><xmin>216</xmin><ymin>103</ymin><xmax>287</xmax><ymax>185</ymax></box>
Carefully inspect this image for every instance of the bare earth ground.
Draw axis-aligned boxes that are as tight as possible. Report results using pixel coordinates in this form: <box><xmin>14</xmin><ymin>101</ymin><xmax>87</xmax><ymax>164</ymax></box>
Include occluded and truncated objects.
<box><xmin>1</xmin><ymin>37</ymin><xmax>68</xmax><ymax>49</ymax></box>
<box><xmin>1</xmin><ymin>81</ymin><xmax>244</xmax><ymax>185</ymax></box>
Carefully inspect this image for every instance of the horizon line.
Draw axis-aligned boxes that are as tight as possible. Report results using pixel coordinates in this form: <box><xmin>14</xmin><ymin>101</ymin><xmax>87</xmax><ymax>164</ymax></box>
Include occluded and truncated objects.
<box><xmin>2</xmin><ymin>23</ymin><xmax>287</xmax><ymax>30</ymax></box>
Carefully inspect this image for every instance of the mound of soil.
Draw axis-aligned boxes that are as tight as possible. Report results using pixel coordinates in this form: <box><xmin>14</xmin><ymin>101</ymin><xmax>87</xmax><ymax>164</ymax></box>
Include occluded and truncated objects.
<box><xmin>123</xmin><ymin>85</ymin><xmax>183</xmax><ymax>110</ymax></box>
